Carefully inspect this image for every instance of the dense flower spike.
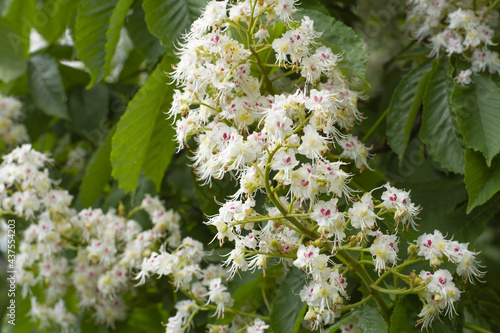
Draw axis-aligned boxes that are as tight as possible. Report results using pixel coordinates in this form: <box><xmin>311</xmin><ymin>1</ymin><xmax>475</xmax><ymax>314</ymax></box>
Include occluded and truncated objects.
<box><xmin>163</xmin><ymin>0</ymin><xmax>484</xmax><ymax>330</ymax></box>
<box><xmin>407</xmin><ymin>0</ymin><xmax>500</xmax><ymax>81</ymax></box>
<box><xmin>0</xmin><ymin>145</ymin><xmax>186</xmax><ymax>330</ymax></box>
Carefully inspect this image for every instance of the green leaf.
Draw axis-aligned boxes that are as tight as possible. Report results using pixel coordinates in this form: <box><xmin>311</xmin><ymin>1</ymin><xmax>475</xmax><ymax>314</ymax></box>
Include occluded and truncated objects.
<box><xmin>74</xmin><ymin>0</ymin><xmax>119</xmax><ymax>88</ymax></box>
<box><xmin>390</xmin><ymin>298</ymin><xmax>419</xmax><ymax>333</ymax></box>
<box><xmin>356</xmin><ymin>304</ymin><xmax>388</xmax><ymax>333</ymax></box>
<box><xmin>126</xmin><ymin>2</ymin><xmax>165</xmax><ymax>65</ymax></box>
<box><xmin>294</xmin><ymin>9</ymin><xmax>367</xmax><ymax>82</ymax></box>
<box><xmin>324</xmin><ymin>312</ymin><xmax>356</xmax><ymax>333</ymax></box>
<box><xmin>0</xmin><ymin>18</ymin><xmax>27</xmax><ymax>82</ymax></box>
<box><xmin>429</xmin><ymin>316</ymin><xmax>457</xmax><ymax>333</ymax></box>
<box><xmin>464</xmin><ymin>149</ymin><xmax>500</xmax><ymax>213</ymax></box>
<box><xmin>420</xmin><ymin>59</ymin><xmax>465</xmax><ymax>174</ymax></box>
<box><xmin>270</xmin><ymin>268</ymin><xmax>307</xmax><ymax>333</ymax></box>
<box><xmin>60</xmin><ymin>63</ymin><xmax>91</xmax><ymax>89</ymax></box>
<box><xmin>35</xmin><ymin>0</ymin><xmax>78</xmax><ymax>44</ymax></box>
<box><xmin>142</xmin><ymin>0</ymin><xmax>205</xmax><ymax>49</ymax></box>
<box><xmin>0</xmin><ymin>0</ymin><xmax>14</xmax><ymax>16</ymax></box>
<box><xmin>142</xmin><ymin>113</ymin><xmax>176</xmax><ymax>191</ymax></box>
<box><xmin>68</xmin><ymin>83</ymin><xmax>110</xmax><ymax>135</ymax></box>
<box><xmin>111</xmin><ymin>54</ymin><xmax>175</xmax><ymax>192</ymax></box>
<box><xmin>119</xmin><ymin>305</ymin><xmax>168</xmax><ymax>333</ymax></box>
<box><xmin>79</xmin><ymin>127</ymin><xmax>115</xmax><ymax>207</ymax></box>
<box><xmin>387</xmin><ymin>60</ymin><xmax>433</xmax><ymax>160</ymax></box>
<box><xmin>193</xmin><ymin>172</ymin><xmax>236</xmax><ymax>216</ymax></box>
<box><xmin>5</xmin><ymin>0</ymin><xmax>36</xmax><ymax>55</ymax></box>
<box><xmin>28</xmin><ymin>54</ymin><xmax>69</xmax><ymax>119</ymax></box>
<box><xmin>219</xmin><ymin>271</ymin><xmax>264</xmax><ymax>325</ymax></box>
<box><xmin>118</xmin><ymin>48</ymin><xmax>144</xmax><ymax>85</ymax></box>
<box><xmin>104</xmin><ymin>0</ymin><xmax>135</xmax><ymax>77</ymax></box>
<box><xmin>452</xmin><ymin>75</ymin><xmax>500</xmax><ymax>166</ymax></box>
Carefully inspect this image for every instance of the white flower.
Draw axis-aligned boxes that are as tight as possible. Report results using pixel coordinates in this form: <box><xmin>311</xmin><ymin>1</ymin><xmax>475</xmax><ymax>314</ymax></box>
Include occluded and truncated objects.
<box><xmin>290</xmin><ymin>164</ymin><xmax>318</xmax><ymax>201</ymax></box>
<box><xmin>416</xmin><ymin>230</ymin><xmax>447</xmax><ymax>265</ymax></box>
<box><xmin>369</xmin><ymin>232</ymin><xmax>399</xmax><ymax>274</ymax></box>
<box><xmin>274</xmin><ymin>0</ymin><xmax>298</xmax><ymax>22</ymax></box>
<box><xmin>297</xmin><ymin>125</ymin><xmax>329</xmax><ymax>160</ymax></box>
<box><xmin>293</xmin><ymin>244</ymin><xmax>320</xmax><ymax>273</ymax></box>
<box><xmin>348</xmin><ymin>193</ymin><xmax>379</xmax><ymax>231</ymax></box>
<box><xmin>380</xmin><ymin>183</ymin><xmax>420</xmax><ymax>230</ymax></box>
<box><xmin>247</xmin><ymin>318</ymin><xmax>270</xmax><ymax>333</ymax></box>
<box><xmin>340</xmin><ymin>135</ymin><xmax>372</xmax><ymax>170</ymax></box>
<box><xmin>454</xmin><ymin>69</ymin><xmax>472</xmax><ymax>85</ymax></box>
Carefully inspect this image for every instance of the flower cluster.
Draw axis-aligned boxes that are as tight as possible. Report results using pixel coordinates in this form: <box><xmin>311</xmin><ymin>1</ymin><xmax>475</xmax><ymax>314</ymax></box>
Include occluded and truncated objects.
<box><xmin>170</xmin><ymin>0</ymin><xmax>368</xmax><ymax>189</ymax></box>
<box><xmin>0</xmin><ymin>145</ymin><xmax>181</xmax><ymax>330</ymax></box>
<box><xmin>0</xmin><ymin>96</ymin><xmax>29</xmax><ymax>148</ymax></box>
<box><xmin>404</xmin><ymin>230</ymin><xmax>485</xmax><ymax>328</ymax></box>
<box><xmin>415</xmin><ymin>230</ymin><xmax>485</xmax><ymax>283</ymax></box>
<box><xmin>135</xmin><ymin>238</ymin><xmax>237</xmax><ymax>332</ymax></box>
<box><xmin>166</xmin><ymin>0</ymin><xmax>488</xmax><ymax>330</ymax></box>
<box><xmin>407</xmin><ymin>0</ymin><xmax>500</xmax><ymax>83</ymax></box>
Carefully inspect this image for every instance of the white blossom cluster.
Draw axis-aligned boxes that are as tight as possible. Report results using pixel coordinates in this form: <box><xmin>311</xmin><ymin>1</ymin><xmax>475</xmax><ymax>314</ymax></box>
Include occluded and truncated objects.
<box><xmin>137</xmin><ymin>248</ymin><xmax>235</xmax><ymax>333</ymax></box>
<box><xmin>167</xmin><ymin>0</ymin><xmax>486</xmax><ymax>330</ymax></box>
<box><xmin>0</xmin><ymin>96</ymin><xmax>29</xmax><ymax>148</ymax></box>
<box><xmin>135</xmin><ymin>237</ymin><xmax>240</xmax><ymax>333</ymax></box>
<box><xmin>0</xmin><ymin>145</ymin><xmax>181</xmax><ymax>330</ymax></box>
<box><xmin>170</xmin><ymin>0</ymin><xmax>369</xmax><ymax>189</ymax></box>
<box><xmin>413</xmin><ymin>230</ymin><xmax>485</xmax><ymax>328</ymax></box>
<box><xmin>407</xmin><ymin>0</ymin><xmax>500</xmax><ymax>84</ymax></box>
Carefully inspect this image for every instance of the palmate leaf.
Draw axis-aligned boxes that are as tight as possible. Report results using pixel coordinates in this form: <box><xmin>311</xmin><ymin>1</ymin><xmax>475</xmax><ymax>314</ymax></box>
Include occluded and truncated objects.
<box><xmin>389</xmin><ymin>297</ymin><xmax>420</xmax><ymax>333</ymax></box>
<box><xmin>387</xmin><ymin>60</ymin><xmax>433</xmax><ymax>161</ymax></box>
<box><xmin>4</xmin><ymin>0</ymin><xmax>36</xmax><ymax>55</ymax></box>
<box><xmin>79</xmin><ymin>126</ymin><xmax>115</xmax><ymax>208</ymax></box>
<box><xmin>142</xmin><ymin>0</ymin><xmax>207</xmax><ymax>49</ymax></box>
<box><xmin>35</xmin><ymin>0</ymin><xmax>78</xmax><ymax>44</ymax></box>
<box><xmin>28</xmin><ymin>54</ymin><xmax>69</xmax><ymax>119</ymax></box>
<box><xmin>143</xmin><ymin>111</ymin><xmax>177</xmax><ymax>191</ymax></box>
<box><xmin>464</xmin><ymin>149</ymin><xmax>500</xmax><ymax>213</ymax></box>
<box><xmin>0</xmin><ymin>18</ymin><xmax>26</xmax><ymax>82</ymax></box>
<box><xmin>111</xmin><ymin>54</ymin><xmax>176</xmax><ymax>192</ymax></box>
<box><xmin>74</xmin><ymin>0</ymin><xmax>118</xmax><ymax>88</ymax></box>
<box><xmin>104</xmin><ymin>0</ymin><xmax>135</xmax><ymax>78</ymax></box>
<box><xmin>270</xmin><ymin>268</ymin><xmax>307</xmax><ymax>333</ymax></box>
<box><xmin>452</xmin><ymin>75</ymin><xmax>500</xmax><ymax>166</ymax></box>
<box><xmin>68</xmin><ymin>83</ymin><xmax>110</xmax><ymax>135</ymax></box>
<box><xmin>125</xmin><ymin>2</ymin><xmax>165</xmax><ymax>65</ymax></box>
<box><xmin>420</xmin><ymin>59</ymin><xmax>466</xmax><ymax>174</ymax></box>
<box><xmin>0</xmin><ymin>0</ymin><xmax>37</xmax><ymax>82</ymax></box>
<box><xmin>356</xmin><ymin>305</ymin><xmax>388</xmax><ymax>333</ymax></box>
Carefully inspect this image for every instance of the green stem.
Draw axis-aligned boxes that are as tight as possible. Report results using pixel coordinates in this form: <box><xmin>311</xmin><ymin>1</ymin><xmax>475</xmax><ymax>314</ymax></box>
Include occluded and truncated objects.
<box><xmin>246</xmin><ymin>0</ymin><xmax>275</xmax><ymax>95</ymax></box>
<box><xmin>203</xmin><ymin>304</ymin><xmax>270</xmax><ymax>321</ymax></box>
<box><xmin>235</xmin><ymin>213</ymin><xmax>309</xmax><ymax>224</ymax></box>
<box><xmin>262</xmin><ymin>288</ymin><xmax>272</xmax><ymax>313</ymax></box>
<box><xmin>271</xmin><ymin>69</ymin><xmax>298</xmax><ymax>82</ymax></box>
<box><xmin>487</xmin><ymin>0</ymin><xmax>500</xmax><ymax>11</ymax></box>
<box><xmin>370</xmin><ymin>284</ymin><xmax>425</xmax><ymax>295</ymax></box>
<box><xmin>335</xmin><ymin>249</ymin><xmax>392</xmax><ymax>324</ymax></box>
<box><xmin>337</xmin><ymin>295</ymin><xmax>373</xmax><ymax>312</ymax></box>
<box><xmin>245</xmin><ymin>251</ymin><xmax>296</xmax><ymax>259</ymax></box>
<box><xmin>182</xmin><ymin>307</ymin><xmax>201</xmax><ymax>331</ymax></box>
<box><xmin>374</xmin><ymin>258</ymin><xmax>425</xmax><ymax>286</ymax></box>
<box><xmin>60</xmin><ymin>233</ymin><xmax>86</xmax><ymax>246</ymax></box>
<box><xmin>127</xmin><ymin>206</ymin><xmax>144</xmax><ymax>219</ymax></box>
<box><xmin>362</xmin><ymin>108</ymin><xmax>389</xmax><ymax>143</ymax></box>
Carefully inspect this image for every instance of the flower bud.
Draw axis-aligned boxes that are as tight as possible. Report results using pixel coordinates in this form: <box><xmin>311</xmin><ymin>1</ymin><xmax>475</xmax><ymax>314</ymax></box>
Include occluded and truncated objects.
<box><xmin>304</xmin><ymin>307</ymin><xmax>318</xmax><ymax>322</ymax></box>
